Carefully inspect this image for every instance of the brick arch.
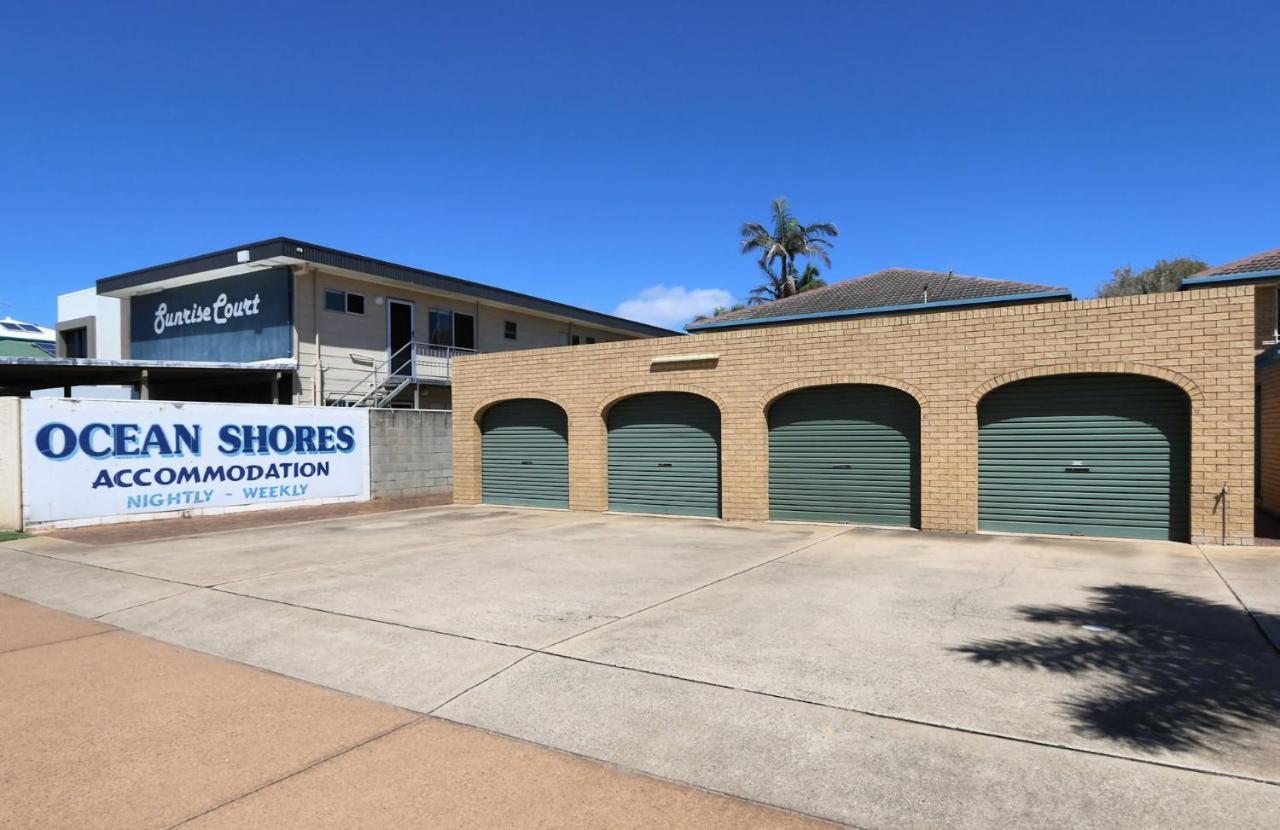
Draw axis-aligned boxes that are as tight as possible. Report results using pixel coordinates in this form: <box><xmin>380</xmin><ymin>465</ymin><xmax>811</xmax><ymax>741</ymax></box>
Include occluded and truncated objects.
<box><xmin>471</xmin><ymin>393</ymin><xmax>571</xmax><ymax>426</ymax></box>
<box><xmin>969</xmin><ymin>363</ymin><xmax>1202</xmax><ymax>405</ymax></box>
<box><xmin>596</xmin><ymin>384</ymin><xmax>727</xmax><ymax>419</ymax></box>
<box><xmin>759</xmin><ymin>375</ymin><xmax>927</xmax><ymax>415</ymax></box>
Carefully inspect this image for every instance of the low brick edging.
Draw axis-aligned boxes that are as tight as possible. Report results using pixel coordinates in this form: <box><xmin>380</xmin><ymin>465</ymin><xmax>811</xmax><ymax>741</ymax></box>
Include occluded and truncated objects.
<box><xmin>454</xmin><ymin>288</ymin><xmax>1256</xmax><ymax>544</ymax></box>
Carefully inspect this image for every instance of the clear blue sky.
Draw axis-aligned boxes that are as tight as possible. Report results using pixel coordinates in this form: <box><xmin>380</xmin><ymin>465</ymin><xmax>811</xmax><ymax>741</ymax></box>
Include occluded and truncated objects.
<box><xmin>1</xmin><ymin>1</ymin><xmax>1277</xmax><ymax>329</ymax></box>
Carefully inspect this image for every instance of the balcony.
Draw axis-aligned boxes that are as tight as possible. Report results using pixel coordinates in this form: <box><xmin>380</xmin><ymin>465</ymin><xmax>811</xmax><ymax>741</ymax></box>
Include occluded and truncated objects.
<box><xmin>406</xmin><ymin>342</ymin><xmax>476</xmax><ymax>382</ymax></box>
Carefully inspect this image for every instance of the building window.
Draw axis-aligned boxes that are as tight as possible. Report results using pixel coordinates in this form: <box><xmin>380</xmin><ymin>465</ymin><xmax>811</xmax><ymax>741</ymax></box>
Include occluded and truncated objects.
<box><xmin>586</xmin><ymin>337</ymin><xmax>596</xmax><ymax>344</ymax></box>
<box><xmin>428</xmin><ymin>309</ymin><xmax>454</xmax><ymax>347</ymax></box>
<box><xmin>504</xmin><ymin>320</ymin><xmax>518</xmax><ymax>339</ymax></box>
<box><xmin>324</xmin><ymin>289</ymin><xmax>365</xmax><ymax>315</ymax></box>
<box><xmin>428</xmin><ymin>310</ymin><xmax>476</xmax><ymax>350</ymax></box>
<box><xmin>61</xmin><ymin>327</ymin><xmax>88</xmax><ymax>358</ymax></box>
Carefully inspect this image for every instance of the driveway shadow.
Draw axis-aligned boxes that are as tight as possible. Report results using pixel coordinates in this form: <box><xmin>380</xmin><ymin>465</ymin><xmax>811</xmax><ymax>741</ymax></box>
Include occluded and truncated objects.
<box><xmin>952</xmin><ymin>585</ymin><xmax>1280</xmax><ymax>751</ymax></box>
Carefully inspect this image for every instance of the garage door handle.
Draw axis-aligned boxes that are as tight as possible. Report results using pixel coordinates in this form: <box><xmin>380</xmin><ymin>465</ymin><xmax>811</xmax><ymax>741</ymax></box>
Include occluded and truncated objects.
<box><xmin>520</xmin><ymin>460</ymin><xmax>533</xmax><ymax>465</ymax></box>
<box><xmin>1065</xmin><ymin>466</ymin><xmax>1090</xmax><ymax>473</ymax></box>
<box><xmin>831</xmin><ymin>464</ymin><xmax>852</xmax><ymax>470</ymax></box>
<box><xmin>657</xmin><ymin>463</ymin><xmax>673</xmax><ymax>467</ymax></box>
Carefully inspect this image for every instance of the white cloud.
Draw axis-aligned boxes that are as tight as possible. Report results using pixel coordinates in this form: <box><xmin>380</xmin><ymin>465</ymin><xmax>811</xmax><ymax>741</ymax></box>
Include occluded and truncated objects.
<box><xmin>613</xmin><ymin>284</ymin><xmax>735</xmax><ymax>329</ymax></box>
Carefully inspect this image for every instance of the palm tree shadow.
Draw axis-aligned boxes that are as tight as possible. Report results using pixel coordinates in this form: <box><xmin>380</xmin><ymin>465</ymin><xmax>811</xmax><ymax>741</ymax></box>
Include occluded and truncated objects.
<box><xmin>952</xmin><ymin>585</ymin><xmax>1280</xmax><ymax>752</ymax></box>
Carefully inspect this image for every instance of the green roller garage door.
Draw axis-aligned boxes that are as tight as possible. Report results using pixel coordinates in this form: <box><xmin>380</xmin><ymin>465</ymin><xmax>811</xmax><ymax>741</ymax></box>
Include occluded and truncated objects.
<box><xmin>608</xmin><ymin>392</ymin><xmax>720</xmax><ymax>517</ymax></box>
<box><xmin>481</xmin><ymin>399</ymin><xmax>569</xmax><ymax>508</ymax></box>
<box><xmin>979</xmin><ymin>374</ymin><xmax>1190</xmax><ymax>541</ymax></box>
<box><xmin>769</xmin><ymin>385</ymin><xmax>919</xmax><ymax>526</ymax></box>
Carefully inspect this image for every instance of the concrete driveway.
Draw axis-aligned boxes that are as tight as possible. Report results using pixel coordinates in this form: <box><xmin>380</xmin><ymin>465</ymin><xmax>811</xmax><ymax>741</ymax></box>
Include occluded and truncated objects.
<box><xmin>4</xmin><ymin>506</ymin><xmax>1279</xmax><ymax>827</ymax></box>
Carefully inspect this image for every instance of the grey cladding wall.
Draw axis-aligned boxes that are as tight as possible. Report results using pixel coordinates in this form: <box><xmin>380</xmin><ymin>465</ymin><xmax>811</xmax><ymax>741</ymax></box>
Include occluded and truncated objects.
<box><xmin>369</xmin><ymin>409</ymin><xmax>453</xmax><ymax>499</ymax></box>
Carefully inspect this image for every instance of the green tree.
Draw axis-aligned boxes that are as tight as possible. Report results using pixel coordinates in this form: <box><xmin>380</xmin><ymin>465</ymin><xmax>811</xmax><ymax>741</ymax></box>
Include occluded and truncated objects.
<box><xmin>740</xmin><ymin>198</ymin><xmax>838</xmax><ymax>299</ymax></box>
<box><xmin>748</xmin><ymin>261</ymin><xmax>826</xmax><ymax>305</ymax></box>
<box><xmin>691</xmin><ymin>302</ymin><xmax>747</xmax><ymax>324</ymax></box>
<box><xmin>1096</xmin><ymin>258</ymin><xmax>1207</xmax><ymax>298</ymax></box>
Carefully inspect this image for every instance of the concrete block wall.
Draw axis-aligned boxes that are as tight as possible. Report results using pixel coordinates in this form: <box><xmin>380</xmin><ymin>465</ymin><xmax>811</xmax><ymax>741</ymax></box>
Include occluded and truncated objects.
<box><xmin>0</xmin><ymin>398</ymin><xmax>21</xmax><ymax>530</ymax></box>
<box><xmin>453</xmin><ymin>286</ymin><xmax>1256</xmax><ymax>545</ymax></box>
<box><xmin>369</xmin><ymin>410</ymin><xmax>453</xmax><ymax>499</ymax></box>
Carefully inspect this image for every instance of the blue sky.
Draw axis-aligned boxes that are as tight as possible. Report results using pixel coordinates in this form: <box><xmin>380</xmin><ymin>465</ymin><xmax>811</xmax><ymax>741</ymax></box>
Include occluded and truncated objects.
<box><xmin>1</xmin><ymin>1</ymin><xmax>1277</xmax><ymax>329</ymax></box>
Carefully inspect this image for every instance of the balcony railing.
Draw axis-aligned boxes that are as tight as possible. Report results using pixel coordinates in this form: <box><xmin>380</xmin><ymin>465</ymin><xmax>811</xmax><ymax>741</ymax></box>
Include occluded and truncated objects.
<box><xmin>325</xmin><ymin>342</ymin><xmax>475</xmax><ymax>407</ymax></box>
<box><xmin>411</xmin><ymin>342</ymin><xmax>475</xmax><ymax>381</ymax></box>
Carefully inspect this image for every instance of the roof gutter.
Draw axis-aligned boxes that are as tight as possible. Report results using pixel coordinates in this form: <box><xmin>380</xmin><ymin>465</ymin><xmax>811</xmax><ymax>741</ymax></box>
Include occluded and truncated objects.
<box><xmin>1180</xmin><ymin>268</ymin><xmax>1280</xmax><ymax>289</ymax></box>
<box><xmin>685</xmin><ymin>289</ymin><xmax>1073</xmax><ymax>332</ymax></box>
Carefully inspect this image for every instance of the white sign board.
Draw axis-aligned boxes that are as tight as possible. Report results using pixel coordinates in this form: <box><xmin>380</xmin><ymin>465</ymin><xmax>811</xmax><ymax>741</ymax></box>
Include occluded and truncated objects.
<box><xmin>21</xmin><ymin>398</ymin><xmax>370</xmax><ymax>526</ymax></box>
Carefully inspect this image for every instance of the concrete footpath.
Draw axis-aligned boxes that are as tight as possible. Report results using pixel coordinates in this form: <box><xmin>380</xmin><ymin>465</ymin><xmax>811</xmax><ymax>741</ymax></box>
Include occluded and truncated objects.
<box><xmin>4</xmin><ymin>505</ymin><xmax>1279</xmax><ymax>828</ymax></box>
<box><xmin>0</xmin><ymin>594</ymin><xmax>825</xmax><ymax>829</ymax></box>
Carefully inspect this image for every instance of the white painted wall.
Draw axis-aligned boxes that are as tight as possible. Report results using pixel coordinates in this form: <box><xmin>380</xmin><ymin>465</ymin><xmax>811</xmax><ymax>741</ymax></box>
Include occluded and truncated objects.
<box><xmin>41</xmin><ymin>288</ymin><xmax>134</xmax><ymax>399</ymax></box>
<box><xmin>0</xmin><ymin>398</ymin><xmax>22</xmax><ymax>530</ymax></box>
<box><xmin>57</xmin><ymin>287</ymin><xmax>124</xmax><ymax>358</ymax></box>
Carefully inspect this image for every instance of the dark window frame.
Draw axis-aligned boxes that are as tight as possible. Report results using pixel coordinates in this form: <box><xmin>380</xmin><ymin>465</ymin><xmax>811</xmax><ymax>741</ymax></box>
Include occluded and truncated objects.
<box><xmin>61</xmin><ymin>327</ymin><xmax>89</xmax><ymax>359</ymax></box>
<box><xmin>428</xmin><ymin>309</ymin><xmax>477</xmax><ymax>350</ymax></box>
<box><xmin>323</xmin><ymin>288</ymin><xmax>365</xmax><ymax>316</ymax></box>
<box><xmin>504</xmin><ymin>320</ymin><xmax>518</xmax><ymax>340</ymax></box>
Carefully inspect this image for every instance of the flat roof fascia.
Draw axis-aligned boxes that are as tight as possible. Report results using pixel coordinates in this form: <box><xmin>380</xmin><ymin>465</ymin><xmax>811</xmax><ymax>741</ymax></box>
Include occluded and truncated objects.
<box><xmin>96</xmin><ymin>238</ymin><xmax>680</xmax><ymax>339</ymax></box>
<box><xmin>684</xmin><ymin>289</ymin><xmax>1073</xmax><ymax>331</ymax></box>
<box><xmin>1180</xmin><ymin>268</ymin><xmax>1280</xmax><ymax>289</ymax></box>
<box><xmin>96</xmin><ymin>238</ymin><xmax>295</xmax><ymax>294</ymax></box>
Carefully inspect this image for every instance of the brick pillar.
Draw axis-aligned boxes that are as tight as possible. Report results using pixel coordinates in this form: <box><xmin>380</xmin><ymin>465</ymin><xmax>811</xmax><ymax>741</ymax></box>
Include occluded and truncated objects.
<box><xmin>721</xmin><ymin>400</ymin><xmax>768</xmax><ymax>521</ymax></box>
<box><xmin>452</xmin><ymin>407</ymin><xmax>482</xmax><ymax>504</ymax></box>
<box><xmin>569</xmin><ymin>406</ymin><xmax>608</xmax><ymax>512</ymax></box>
<box><xmin>920</xmin><ymin>396</ymin><xmax>976</xmax><ymax>534</ymax></box>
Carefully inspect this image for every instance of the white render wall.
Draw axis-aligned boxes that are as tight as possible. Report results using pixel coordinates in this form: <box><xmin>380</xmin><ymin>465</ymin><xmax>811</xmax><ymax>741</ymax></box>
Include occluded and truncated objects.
<box><xmin>0</xmin><ymin>398</ymin><xmax>21</xmax><ymax>530</ymax></box>
<box><xmin>57</xmin><ymin>287</ymin><xmax>125</xmax><ymax>359</ymax></box>
<box><xmin>45</xmin><ymin>288</ymin><xmax>134</xmax><ymax>400</ymax></box>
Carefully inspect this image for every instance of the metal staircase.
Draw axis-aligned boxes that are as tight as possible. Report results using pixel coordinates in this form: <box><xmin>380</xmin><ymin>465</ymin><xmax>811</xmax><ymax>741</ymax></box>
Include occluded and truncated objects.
<box><xmin>325</xmin><ymin>341</ymin><xmax>470</xmax><ymax>408</ymax></box>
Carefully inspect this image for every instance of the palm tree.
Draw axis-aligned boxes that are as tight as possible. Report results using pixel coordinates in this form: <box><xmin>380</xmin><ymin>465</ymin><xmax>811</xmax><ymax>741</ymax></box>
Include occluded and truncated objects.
<box><xmin>691</xmin><ymin>303</ymin><xmax>746</xmax><ymax>324</ymax></box>
<box><xmin>747</xmin><ymin>261</ymin><xmax>828</xmax><ymax>305</ymax></box>
<box><xmin>740</xmin><ymin>198</ymin><xmax>838</xmax><ymax>298</ymax></box>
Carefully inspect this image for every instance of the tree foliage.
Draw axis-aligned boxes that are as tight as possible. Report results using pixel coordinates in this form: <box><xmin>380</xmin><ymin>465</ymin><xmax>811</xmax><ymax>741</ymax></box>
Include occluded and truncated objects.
<box><xmin>748</xmin><ymin>262</ymin><xmax>826</xmax><ymax>304</ymax></box>
<box><xmin>1096</xmin><ymin>258</ymin><xmax>1208</xmax><ymax>298</ymax></box>
<box><xmin>691</xmin><ymin>303</ymin><xmax>746</xmax><ymax>324</ymax></box>
<box><xmin>740</xmin><ymin>198</ymin><xmax>837</xmax><ymax>300</ymax></box>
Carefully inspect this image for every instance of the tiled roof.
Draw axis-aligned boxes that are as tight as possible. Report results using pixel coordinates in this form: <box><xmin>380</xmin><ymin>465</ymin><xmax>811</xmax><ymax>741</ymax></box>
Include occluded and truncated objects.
<box><xmin>1192</xmin><ymin>248</ymin><xmax>1280</xmax><ymax>278</ymax></box>
<box><xmin>692</xmin><ymin>268</ymin><xmax>1067</xmax><ymax>328</ymax></box>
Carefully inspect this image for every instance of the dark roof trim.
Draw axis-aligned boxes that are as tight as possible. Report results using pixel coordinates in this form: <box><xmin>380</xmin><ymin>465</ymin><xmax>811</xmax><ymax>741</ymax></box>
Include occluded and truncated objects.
<box><xmin>1181</xmin><ymin>268</ymin><xmax>1280</xmax><ymax>289</ymax></box>
<box><xmin>96</xmin><ymin>237</ymin><xmax>680</xmax><ymax>338</ymax></box>
<box><xmin>685</xmin><ymin>289</ymin><xmax>1072</xmax><ymax>331</ymax></box>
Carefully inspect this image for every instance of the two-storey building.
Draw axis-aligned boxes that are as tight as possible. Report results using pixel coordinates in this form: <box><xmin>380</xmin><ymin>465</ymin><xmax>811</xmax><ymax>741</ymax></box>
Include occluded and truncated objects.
<box><xmin>61</xmin><ymin>238</ymin><xmax>675</xmax><ymax>406</ymax></box>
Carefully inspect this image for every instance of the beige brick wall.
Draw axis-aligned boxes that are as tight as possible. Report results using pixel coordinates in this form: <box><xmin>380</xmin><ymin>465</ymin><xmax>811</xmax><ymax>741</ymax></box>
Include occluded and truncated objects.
<box><xmin>453</xmin><ymin>286</ymin><xmax>1256</xmax><ymax>545</ymax></box>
